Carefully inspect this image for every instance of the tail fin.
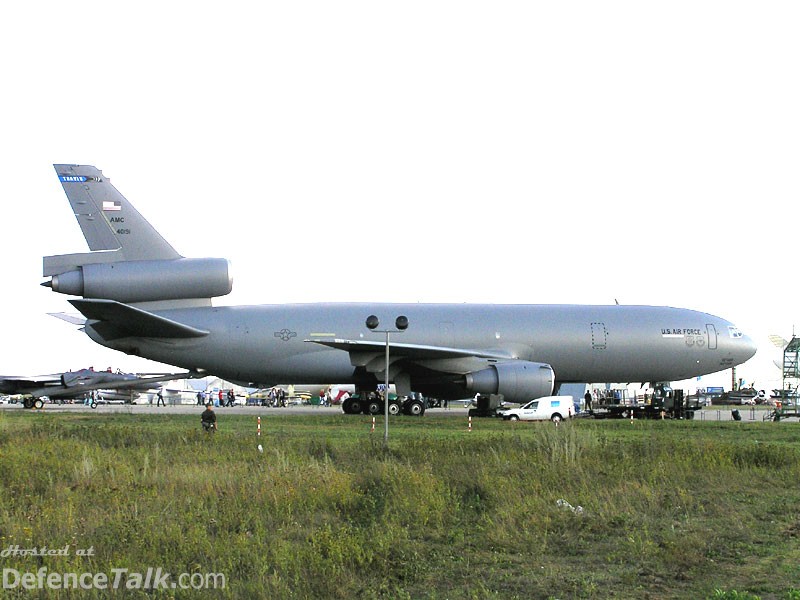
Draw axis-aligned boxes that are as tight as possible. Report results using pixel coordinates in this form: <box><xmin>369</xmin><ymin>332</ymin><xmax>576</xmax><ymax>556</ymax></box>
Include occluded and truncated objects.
<box><xmin>45</xmin><ymin>165</ymin><xmax>232</xmax><ymax>307</ymax></box>
<box><xmin>52</xmin><ymin>164</ymin><xmax>181</xmax><ymax>261</ymax></box>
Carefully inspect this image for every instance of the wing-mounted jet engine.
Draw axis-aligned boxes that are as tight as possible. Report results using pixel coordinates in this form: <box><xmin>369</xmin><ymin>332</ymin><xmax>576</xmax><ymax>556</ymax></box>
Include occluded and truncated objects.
<box><xmin>464</xmin><ymin>361</ymin><xmax>554</xmax><ymax>403</ymax></box>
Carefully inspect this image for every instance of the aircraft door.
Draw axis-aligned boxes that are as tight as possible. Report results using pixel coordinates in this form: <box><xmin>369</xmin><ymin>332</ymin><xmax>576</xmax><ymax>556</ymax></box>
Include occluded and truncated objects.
<box><xmin>706</xmin><ymin>324</ymin><xmax>718</xmax><ymax>350</ymax></box>
<box><xmin>591</xmin><ymin>322</ymin><xmax>607</xmax><ymax>350</ymax></box>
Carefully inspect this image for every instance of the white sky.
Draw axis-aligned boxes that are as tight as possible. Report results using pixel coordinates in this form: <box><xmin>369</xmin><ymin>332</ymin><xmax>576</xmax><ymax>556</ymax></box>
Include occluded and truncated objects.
<box><xmin>1</xmin><ymin>1</ymin><xmax>797</xmax><ymax>391</ymax></box>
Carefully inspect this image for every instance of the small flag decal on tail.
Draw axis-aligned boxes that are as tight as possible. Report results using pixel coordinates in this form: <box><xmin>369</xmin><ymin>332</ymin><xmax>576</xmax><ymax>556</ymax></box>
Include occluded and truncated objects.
<box><xmin>103</xmin><ymin>201</ymin><xmax>122</xmax><ymax>211</ymax></box>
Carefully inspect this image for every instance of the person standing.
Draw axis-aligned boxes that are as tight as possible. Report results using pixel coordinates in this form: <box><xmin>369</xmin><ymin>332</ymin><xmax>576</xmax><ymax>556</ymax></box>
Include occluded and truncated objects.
<box><xmin>156</xmin><ymin>387</ymin><xmax>165</xmax><ymax>407</ymax></box>
<box><xmin>584</xmin><ymin>389</ymin><xmax>593</xmax><ymax>413</ymax></box>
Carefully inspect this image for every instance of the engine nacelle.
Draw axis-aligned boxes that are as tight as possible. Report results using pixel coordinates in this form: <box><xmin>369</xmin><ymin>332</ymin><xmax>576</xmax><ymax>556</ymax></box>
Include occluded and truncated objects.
<box><xmin>464</xmin><ymin>360</ymin><xmax>555</xmax><ymax>403</ymax></box>
<box><xmin>47</xmin><ymin>258</ymin><xmax>233</xmax><ymax>303</ymax></box>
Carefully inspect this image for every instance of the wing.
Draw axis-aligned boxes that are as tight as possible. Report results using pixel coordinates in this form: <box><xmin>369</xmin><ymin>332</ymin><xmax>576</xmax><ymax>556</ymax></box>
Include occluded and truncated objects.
<box><xmin>305</xmin><ymin>338</ymin><xmax>515</xmax><ymax>374</ymax></box>
<box><xmin>0</xmin><ymin>374</ymin><xmax>62</xmax><ymax>395</ymax></box>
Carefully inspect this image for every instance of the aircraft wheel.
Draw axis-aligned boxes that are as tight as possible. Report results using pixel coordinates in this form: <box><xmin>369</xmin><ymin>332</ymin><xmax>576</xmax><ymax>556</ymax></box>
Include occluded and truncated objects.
<box><xmin>406</xmin><ymin>399</ymin><xmax>425</xmax><ymax>416</ymax></box>
<box><xmin>342</xmin><ymin>398</ymin><xmax>362</xmax><ymax>415</ymax></box>
<box><xmin>367</xmin><ymin>401</ymin><xmax>382</xmax><ymax>415</ymax></box>
<box><xmin>34</xmin><ymin>399</ymin><xmax>45</xmax><ymax>410</ymax></box>
<box><xmin>23</xmin><ymin>397</ymin><xmax>35</xmax><ymax>409</ymax></box>
<box><xmin>388</xmin><ymin>401</ymin><xmax>401</xmax><ymax>416</ymax></box>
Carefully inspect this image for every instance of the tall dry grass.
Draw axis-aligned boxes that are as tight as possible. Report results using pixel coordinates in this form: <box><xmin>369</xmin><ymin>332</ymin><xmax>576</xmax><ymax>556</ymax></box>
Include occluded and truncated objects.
<box><xmin>0</xmin><ymin>411</ymin><xmax>798</xmax><ymax>598</ymax></box>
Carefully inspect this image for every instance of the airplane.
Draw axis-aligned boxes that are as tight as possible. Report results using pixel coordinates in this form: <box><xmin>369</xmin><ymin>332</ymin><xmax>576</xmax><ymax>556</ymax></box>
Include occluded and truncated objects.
<box><xmin>41</xmin><ymin>164</ymin><xmax>757</xmax><ymax>416</ymax></box>
<box><xmin>0</xmin><ymin>368</ymin><xmax>194</xmax><ymax>409</ymax></box>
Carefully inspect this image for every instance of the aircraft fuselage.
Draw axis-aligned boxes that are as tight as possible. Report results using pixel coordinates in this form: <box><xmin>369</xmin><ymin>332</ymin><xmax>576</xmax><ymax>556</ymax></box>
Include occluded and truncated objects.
<box><xmin>84</xmin><ymin>302</ymin><xmax>753</xmax><ymax>393</ymax></box>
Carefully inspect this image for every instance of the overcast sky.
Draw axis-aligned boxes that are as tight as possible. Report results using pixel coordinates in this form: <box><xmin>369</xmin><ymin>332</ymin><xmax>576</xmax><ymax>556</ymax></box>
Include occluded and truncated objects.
<box><xmin>1</xmin><ymin>2</ymin><xmax>797</xmax><ymax>391</ymax></box>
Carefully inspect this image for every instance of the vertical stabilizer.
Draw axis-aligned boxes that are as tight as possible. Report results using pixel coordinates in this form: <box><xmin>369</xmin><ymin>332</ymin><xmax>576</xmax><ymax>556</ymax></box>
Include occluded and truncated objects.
<box><xmin>45</xmin><ymin>165</ymin><xmax>231</xmax><ymax>307</ymax></box>
<box><xmin>52</xmin><ymin>164</ymin><xmax>181</xmax><ymax>261</ymax></box>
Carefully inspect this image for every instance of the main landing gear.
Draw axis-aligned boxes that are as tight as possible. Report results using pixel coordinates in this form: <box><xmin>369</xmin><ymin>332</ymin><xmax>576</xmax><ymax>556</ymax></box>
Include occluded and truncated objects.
<box><xmin>341</xmin><ymin>392</ymin><xmax>425</xmax><ymax>416</ymax></box>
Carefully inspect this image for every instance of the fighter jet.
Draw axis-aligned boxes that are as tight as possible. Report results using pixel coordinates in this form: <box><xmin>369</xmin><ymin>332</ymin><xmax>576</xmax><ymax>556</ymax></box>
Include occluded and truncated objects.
<box><xmin>41</xmin><ymin>165</ymin><xmax>757</xmax><ymax>415</ymax></box>
<box><xmin>0</xmin><ymin>368</ymin><xmax>192</xmax><ymax>409</ymax></box>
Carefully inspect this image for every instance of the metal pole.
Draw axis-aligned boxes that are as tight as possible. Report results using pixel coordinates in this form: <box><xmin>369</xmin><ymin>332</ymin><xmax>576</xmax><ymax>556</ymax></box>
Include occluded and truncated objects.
<box><xmin>384</xmin><ymin>330</ymin><xmax>390</xmax><ymax>447</ymax></box>
<box><xmin>365</xmin><ymin>314</ymin><xmax>406</xmax><ymax>448</ymax></box>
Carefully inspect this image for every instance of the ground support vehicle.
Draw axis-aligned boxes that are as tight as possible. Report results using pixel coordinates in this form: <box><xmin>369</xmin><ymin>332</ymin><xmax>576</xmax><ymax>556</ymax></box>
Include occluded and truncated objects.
<box><xmin>592</xmin><ymin>387</ymin><xmax>700</xmax><ymax>419</ymax></box>
<box><xmin>762</xmin><ymin>399</ymin><xmax>800</xmax><ymax>422</ymax></box>
<box><xmin>467</xmin><ymin>394</ymin><xmax>504</xmax><ymax>417</ymax></box>
<box><xmin>21</xmin><ymin>396</ymin><xmax>46</xmax><ymax>409</ymax></box>
<box><xmin>497</xmin><ymin>396</ymin><xmax>573</xmax><ymax>423</ymax></box>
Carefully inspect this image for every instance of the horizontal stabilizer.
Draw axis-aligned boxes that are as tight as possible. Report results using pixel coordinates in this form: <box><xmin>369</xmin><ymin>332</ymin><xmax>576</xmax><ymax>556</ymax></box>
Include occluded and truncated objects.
<box><xmin>47</xmin><ymin>312</ymin><xmax>87</xmax><ymax>326</ymax></box>
<box><xmin>70</xmin><ymin>299</ymin><xmax>209</xmax><ymax>340</ymax></box>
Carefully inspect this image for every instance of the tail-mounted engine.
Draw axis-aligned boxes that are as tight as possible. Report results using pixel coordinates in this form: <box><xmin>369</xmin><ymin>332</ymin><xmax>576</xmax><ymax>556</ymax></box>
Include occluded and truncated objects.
<box><xmin>43</xmin><ymin>257</ymin><xmax>233</xmax><ymax>303</ymax></box>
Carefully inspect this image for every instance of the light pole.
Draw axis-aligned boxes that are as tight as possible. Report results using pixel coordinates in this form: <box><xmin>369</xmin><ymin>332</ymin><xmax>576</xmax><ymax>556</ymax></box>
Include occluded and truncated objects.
<box><xmin>366</xmin><ymin>314</ymin><xmax>408</xmax><ymax>447</ymax></box>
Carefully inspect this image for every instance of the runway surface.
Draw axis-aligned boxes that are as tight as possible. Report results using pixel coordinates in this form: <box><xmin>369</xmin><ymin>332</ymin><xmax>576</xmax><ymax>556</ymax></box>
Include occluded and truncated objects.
<box><xmin>0</xmin><ymin>401</ymin><xmax>785</xmax><ymax>422</ymax></box>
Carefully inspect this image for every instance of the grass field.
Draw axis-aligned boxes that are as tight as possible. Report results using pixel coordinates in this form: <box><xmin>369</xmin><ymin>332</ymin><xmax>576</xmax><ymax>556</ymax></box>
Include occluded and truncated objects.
<box><xmin>1</xmin><ymin>409</ymin><xmax>799</xmax><ymax>599</ymax></box>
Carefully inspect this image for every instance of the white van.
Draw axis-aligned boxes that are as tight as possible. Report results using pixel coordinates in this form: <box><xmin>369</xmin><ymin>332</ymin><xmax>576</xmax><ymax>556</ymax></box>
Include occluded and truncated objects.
<box><xmin>498</xmin><ymin>396</ymin><xmax>574</xmax><ymax>423</ymax></box>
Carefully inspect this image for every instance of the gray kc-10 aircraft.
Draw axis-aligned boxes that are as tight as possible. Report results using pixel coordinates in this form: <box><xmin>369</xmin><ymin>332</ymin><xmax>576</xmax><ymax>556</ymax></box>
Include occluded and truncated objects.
<box><xmin>42</xmin><ymin>165</ymin><xmax>757</xmax><ymax>415</ymax></box>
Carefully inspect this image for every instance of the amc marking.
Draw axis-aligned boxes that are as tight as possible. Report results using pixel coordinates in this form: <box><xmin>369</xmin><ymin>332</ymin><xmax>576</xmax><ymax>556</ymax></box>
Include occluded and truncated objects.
<box><xmin>274</xmin><ymin>329</ymin><xmax>297</xmax><ymax>342</ymax></box>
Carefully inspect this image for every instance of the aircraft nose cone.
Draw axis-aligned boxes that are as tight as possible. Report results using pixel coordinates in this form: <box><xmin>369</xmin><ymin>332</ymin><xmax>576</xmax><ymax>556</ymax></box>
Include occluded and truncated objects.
<box><xmin>727</xmin><ymin>328</ymin><xmax>758</xmax><ymax>366</ymax></box>
<box><xmin>740</xmin><ymin>333</ymin><xmax>758</xmax><ymax>363</ymax></box>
